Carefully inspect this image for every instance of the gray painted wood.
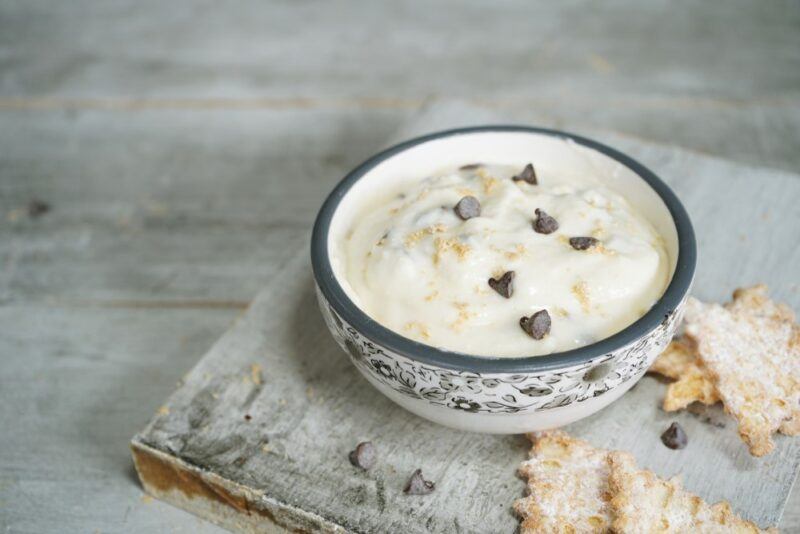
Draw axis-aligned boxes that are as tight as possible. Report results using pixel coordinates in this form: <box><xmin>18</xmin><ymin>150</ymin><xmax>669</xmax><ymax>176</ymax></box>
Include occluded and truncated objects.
<box><xmin>3</xmin><ymin>0</ymin><xmax>799</xmax><ymax>101</ymax></box>
<box><xmin>1</xmin><ymin>1</ymin><xmax>799</xmax><ymax>532</ymax></box>
<box><xmin>132</xmin><ymin>106</ymin><xmax>800</xmax><ymax>533</ymax></box>
<box><xmin>2</xmin><ymin>1</ymin><xmax>800</xmax><ymax>173</ymax></box>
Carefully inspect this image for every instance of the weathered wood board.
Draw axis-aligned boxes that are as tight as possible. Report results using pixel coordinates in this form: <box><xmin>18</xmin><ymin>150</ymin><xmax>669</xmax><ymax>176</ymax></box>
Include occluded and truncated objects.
<box><xmin>132</xmin><ymin>107</ymin><xmax>800</xmax><ymax>533</ymax></box>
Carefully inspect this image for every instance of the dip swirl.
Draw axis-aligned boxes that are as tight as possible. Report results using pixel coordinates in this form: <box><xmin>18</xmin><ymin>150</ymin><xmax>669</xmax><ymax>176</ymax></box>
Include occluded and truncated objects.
<box><xmin>337</xmin><ymin>162</ymin><xmax>669</xmax><ymax>357</ymax></box>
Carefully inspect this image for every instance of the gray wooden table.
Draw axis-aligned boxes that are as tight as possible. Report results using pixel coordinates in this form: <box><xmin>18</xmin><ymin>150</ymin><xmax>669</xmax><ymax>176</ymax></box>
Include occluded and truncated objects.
<box><xmin>1</xmin><ymin>2</ymin><xmax>798</xmax><ymax>532</ymax></box>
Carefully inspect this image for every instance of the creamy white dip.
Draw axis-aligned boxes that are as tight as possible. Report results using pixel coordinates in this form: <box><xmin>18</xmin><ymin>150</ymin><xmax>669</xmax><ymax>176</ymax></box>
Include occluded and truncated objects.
<box><xmin>336</xmin><ymin>161</ymin><xmax>669</xmax><ymax>357</ymax></box>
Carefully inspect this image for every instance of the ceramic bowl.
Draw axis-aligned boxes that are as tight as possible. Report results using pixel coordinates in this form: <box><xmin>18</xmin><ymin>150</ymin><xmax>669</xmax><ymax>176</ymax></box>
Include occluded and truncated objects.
<box><xmin>311</xmin><ymin>126</ymin><xmax>696</xmax><ymax>433</ymax></box>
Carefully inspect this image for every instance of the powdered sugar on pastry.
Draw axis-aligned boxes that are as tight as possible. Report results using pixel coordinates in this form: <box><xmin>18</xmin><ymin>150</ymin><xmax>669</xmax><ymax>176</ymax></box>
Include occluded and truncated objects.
<box><xmin>607</xmin><ymin>451</ymin><xmax>773</xmax><ymax>533</ymax></box>
<box><xmin>683</xmin><ymin>285</ymin><xmax>800</xmax><ymax>456</ymax></box>
<box><xmin>514</xmin><ymin>431</ymin><xmax>612</xmax><ymax>533</ymax></box>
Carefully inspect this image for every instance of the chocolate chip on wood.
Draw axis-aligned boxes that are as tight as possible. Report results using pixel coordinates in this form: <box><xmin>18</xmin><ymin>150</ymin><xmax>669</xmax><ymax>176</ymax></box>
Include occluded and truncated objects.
<box><xmin>404</xmin><ymin>469</ymin><xmax>435</xmax><ymax>495</ymax></box>
<box><xmin>348</xmin><ymin>441</ymin><xmax>377</xmax><ymax>470</ymax></box>
<box><xmin>27</xmin><ymin>199</ymin><xmax>50</xmax><ymax>218</ymax></box>
<box><xmin>660</xmin><ymin>422</ymin><xmax>688</xmax><ymax>450</ymax></box>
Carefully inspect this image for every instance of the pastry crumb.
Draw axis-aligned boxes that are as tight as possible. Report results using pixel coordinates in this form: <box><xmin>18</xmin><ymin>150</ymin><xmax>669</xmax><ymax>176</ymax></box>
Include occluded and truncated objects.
<box><xmin>404</xmin><ymin>321</ymin><xmax>431</xmax><ymax>340</ymax></box>
<box><xmin>572</xmin><ymin>281</ymin><xmax>591</xmax><ymax>313</ymax></box>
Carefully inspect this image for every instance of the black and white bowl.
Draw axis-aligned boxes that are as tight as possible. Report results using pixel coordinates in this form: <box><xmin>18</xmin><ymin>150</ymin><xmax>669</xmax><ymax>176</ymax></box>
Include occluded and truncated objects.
<box><xmin>311</xmin><ymin>126</ymin><xmax>696</xmax><ymax>433</ymax></box>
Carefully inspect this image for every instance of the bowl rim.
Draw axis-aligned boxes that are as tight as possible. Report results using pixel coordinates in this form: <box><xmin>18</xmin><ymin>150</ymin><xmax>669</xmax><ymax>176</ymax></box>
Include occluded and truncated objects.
<box><xmin>311</xmin><ymin>125</ymin><xmax>696</xmax><ymax>373</ymax></box>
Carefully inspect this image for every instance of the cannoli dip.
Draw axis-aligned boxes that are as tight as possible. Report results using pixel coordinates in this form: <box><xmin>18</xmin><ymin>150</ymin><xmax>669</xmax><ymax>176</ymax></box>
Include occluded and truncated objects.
<box><xmin>336</xmin><ymin>161</ymin><xmax>669</xmax><ymax>357</ymax></box>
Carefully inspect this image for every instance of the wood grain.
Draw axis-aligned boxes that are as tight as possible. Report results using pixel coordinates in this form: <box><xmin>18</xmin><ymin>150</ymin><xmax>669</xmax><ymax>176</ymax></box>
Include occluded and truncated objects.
<box><xmin>2</xmin><ymin>1</ymin><xmax>798</xmax><ymax>102</ymax></box>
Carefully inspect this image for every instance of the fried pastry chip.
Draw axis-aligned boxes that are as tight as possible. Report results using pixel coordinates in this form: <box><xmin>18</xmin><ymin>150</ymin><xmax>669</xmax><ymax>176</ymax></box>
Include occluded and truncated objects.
<box><xmin>649</xmin><ymin>337</ymin><xmax>720</xmax><ymax>411</ymax></box>
<box><xmin>514</xmin><ymin>431</ymin><xmax>612</xmax><ymax>533</ymax></box>
<box><xmin>684</xmin><ymin>285</ymin><xmax>800</xmax><ymax>456</ymax></box>
<box><xmin>607</xmin><ymin>451</ymin><xmax>773</xmax><ymax>533</ymax></box>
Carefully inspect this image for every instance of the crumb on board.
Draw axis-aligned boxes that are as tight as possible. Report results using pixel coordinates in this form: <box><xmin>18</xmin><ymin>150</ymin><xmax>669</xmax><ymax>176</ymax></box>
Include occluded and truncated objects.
<box><xmin>588</xmin><ymin>54</ymin><xmax>615</xmax><ymax>74</ymax></box>
<box><xmin>250</xmin><ymin>363</ymin><xmax>263</xmax><ymax>385</ymax></box>
<box><xmin>157</xmin><ymin>406</ymin><xmax>170</xmax><ymax>416</ymax></box>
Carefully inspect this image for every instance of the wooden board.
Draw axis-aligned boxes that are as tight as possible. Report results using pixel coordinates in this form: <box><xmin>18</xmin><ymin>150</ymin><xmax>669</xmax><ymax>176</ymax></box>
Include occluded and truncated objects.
<box><xmin>2</xmin><ymin>2</ymin><xmax>800</xmax><ymax>175</ymax></box>
<box><xmin>132</xmin><ymin>105</ymin><xmax>800</xmax><ymax>533</ymax></box>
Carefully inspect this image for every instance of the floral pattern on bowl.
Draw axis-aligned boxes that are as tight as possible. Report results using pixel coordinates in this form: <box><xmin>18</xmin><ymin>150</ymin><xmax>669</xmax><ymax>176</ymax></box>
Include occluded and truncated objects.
<box><xmin>317</xmin><ymin>285</ymin><xmax>686</xmax><ymax>414</ymax></box>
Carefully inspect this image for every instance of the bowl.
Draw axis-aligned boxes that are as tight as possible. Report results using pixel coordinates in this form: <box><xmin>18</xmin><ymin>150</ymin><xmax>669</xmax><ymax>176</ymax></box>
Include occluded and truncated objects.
<box><xmin>311</xmin><ymin>125</ymin><xmax>696</xmax><ymax>433</ymax></box>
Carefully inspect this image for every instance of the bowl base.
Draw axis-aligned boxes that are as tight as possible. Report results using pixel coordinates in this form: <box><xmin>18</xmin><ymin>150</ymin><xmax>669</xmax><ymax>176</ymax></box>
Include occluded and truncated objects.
<box><xmin>368</xmin><ymin>371</ymin><xmax>643</xmax><ymax>434</ymax></box>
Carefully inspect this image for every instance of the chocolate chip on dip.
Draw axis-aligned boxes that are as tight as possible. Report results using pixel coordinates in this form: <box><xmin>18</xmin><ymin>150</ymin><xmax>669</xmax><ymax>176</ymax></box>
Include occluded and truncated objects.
<box><xmin>348</xmin><ymin>441</ymin><xmax>377</xmax><ymax>470</ymax></box>
<box><xmin>533</xmin><ymin>208</ymin><xmax>559</xmax><ymax>234</ymax></box>
<box><xmin>454</xmin><ymin>195</ymin><xmax>481</xmax><ymax>220</ymax></box>
<box><xmin>403</xmin><ymin>469</ymin><xmax>435</xmax><ymax>495</ymax></box>
<box><xmin>512</xmin><ymin>163</ymin><xmax>537</xmax><ymax>185</ymax></box>
<box><xmin>569</xmin><ymin>236</ymin><xmax>599</xmax><ymax>251</ymax></box>
<box><xmin>520</xmin><ymin>310</ymin><xmax>551</xmax><ymax>340</ymax></box>
<box><xmin>336</xmin><ymin>161</ymin><xmax>669</xmax><ymax>358</ymax></box>
<box><xmin>459</xmin><ymin>163</ymin><xmax>483</xmax><ymax>171</ymax></box>
<box><xmin>488</xmin><ymin>271</ymin><xmax>515</xmax><ymax>298</ymax></box>
<box><xmin>661</xmin><ymin>422</ymin><xmax>688</xmax><ymax>450</ymax></box>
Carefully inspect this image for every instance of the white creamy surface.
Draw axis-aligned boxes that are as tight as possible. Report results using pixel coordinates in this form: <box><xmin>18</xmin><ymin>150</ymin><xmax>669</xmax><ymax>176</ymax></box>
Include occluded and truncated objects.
<box><xmin>336</xmin><ymin>160</ymin><xmax>670</xmax><ymax>357</ymax></box>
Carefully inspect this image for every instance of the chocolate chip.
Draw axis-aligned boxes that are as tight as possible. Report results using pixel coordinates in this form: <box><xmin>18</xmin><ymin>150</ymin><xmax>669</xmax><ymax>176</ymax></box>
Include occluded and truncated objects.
<box><xmin>454</xmin><ymin>195</ymin><xmax>481</xmax><ymax>220</ymax></box>
<box><xmin>459</xmin><ymin>163</ymin><xmax>482</xmax><ymax>171</ymax></box>
<box><xmin>660</xmin><ymin>422</ymin><xmax>688</xmax><ymax>449</ymax></box>
<box><xmin>27</xmin><ymin>199</ymin><xmax>50</xmax><ymax>218</ymax></box>
<box><xmin>533</xmin><ymin>209</ymin><xmax>559</xmax><ymax>234</ymax></box>
<box><xmin>511</xmin><ymin>163</ymin><xmax>537</xmax><ymax>185</ymax></box>
<box><xmin>403</xmin><ymin>469</ymin><xmax>435</xmax><ymax>495</ymax></box>
<box><xmin>488</xmin><ymin>271</ymin><xmax>515</xmax><ymax>298</ymax></box>
<box><xmin>348</xmin><ymin>441</ymin><xmax>376</xmax><ymax>470</ymax></box>
<box><xmin>569</xmin><ymin>236</ymin><xmax>599</xmax><ymax>250</ymax></box>
<box><xmin>520</xmin><ymin>310</ymin><xmax>551</xmax><ymax>340</ymax></box>
<box><xmin>244</xmin><ymin>414</ymin><xmax>252</xmax><ymax>421</ymax></box>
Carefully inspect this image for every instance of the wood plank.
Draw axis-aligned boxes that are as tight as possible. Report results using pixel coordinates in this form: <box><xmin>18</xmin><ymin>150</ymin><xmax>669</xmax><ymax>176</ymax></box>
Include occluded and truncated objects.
<box><xmin>2</xmin><ymin>1</ymin><xmax>798</xmax><ymax>102</ymax></box>
<box><xmin>0</xmin><ymin>108</ymin><xmax>403</xmax><ymax>303</ymax></box>
<box><xmin>133</xmin><ymin>118</ymin><xmax>800</xmax><ymax>532</ymax></box>
<box><xmin>2</xmin><ymin>0</ymin><xmax>800</xmax><ymax>174</ymax></box>
<box><xmin>0</xmin><ymin>303</ymin><xmax>233</xmax><ymax>533</ymax></box>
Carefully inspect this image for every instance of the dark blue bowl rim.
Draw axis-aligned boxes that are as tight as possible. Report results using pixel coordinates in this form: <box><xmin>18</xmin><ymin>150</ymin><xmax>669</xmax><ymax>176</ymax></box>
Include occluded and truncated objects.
<box><xmin>311</xmin><ymin>125</ymin><xmax>696</xmax><ymax>373</ymax></box>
